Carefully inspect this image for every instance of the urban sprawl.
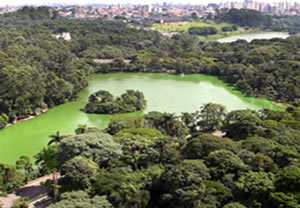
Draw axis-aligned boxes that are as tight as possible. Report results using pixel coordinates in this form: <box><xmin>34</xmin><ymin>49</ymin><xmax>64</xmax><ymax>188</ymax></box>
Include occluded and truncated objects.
<box><xmin>0</xmin><ymin>0</ymin><xmax>299</xmax><ymax>21</ymax></box>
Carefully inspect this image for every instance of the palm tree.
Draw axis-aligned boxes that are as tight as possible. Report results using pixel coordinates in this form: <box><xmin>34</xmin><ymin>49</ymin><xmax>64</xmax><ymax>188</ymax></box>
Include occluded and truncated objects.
<box><xmin>163</xmin><ymin>113</ymin><xmax>178</xmax><ymax>137</ymax></box>
<box><xmin>48</xmin><ymin>131</ymin><xmax>66</xmax><ymax>146</ymax></box>
<box><xmin>34</xmin><ymin>145</ymin><xmax>59</xmax><ymax>201</ymax></box>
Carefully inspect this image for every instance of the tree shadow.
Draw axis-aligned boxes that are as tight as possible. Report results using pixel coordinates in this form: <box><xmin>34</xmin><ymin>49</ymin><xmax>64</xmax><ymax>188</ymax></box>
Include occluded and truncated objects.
<box><xmin>32</xmin><ymin>197</ymin><xmax>53</xmax><ymax>208</ymax></box>
<box><xmin>15</xmin><ymin>186</ymin><xmax>49</xmax><ymax>200</ymax></box>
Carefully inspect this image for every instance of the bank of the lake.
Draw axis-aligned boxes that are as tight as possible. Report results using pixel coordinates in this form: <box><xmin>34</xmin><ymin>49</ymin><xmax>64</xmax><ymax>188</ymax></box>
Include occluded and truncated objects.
<box><xmin>198</xmin><ymin>28</ymin><xmax>259</xmax><ymax>42</ymax></box>
<box><xmin>0</xmin><ymin>73</ymin><xmax>281</xmax><ymax>164</ymax></box>
<box><xmin>217</xmin><ymin>31</ymin><xmax>290</xmax><ymax>42</ymax></box>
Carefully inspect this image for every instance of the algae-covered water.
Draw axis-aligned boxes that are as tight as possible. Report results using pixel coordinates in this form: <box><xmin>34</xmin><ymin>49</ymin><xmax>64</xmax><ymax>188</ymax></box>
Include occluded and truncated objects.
<box><xmin>0</xmin><ymin>73</ymin><xmax>281</xmax><ymax>164</ymax></box>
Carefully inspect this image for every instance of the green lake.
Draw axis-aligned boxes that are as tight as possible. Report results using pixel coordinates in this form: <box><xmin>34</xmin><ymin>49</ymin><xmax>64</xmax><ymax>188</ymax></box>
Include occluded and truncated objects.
<box><xmin>218</xmin><ymin>31</ymin><xmax>290</xmax><ymax>43</ymax></box>
<box><xmin>0</xmin><ymin>73</ymin><xmax>281</xmax><ymax>164</ymax></box>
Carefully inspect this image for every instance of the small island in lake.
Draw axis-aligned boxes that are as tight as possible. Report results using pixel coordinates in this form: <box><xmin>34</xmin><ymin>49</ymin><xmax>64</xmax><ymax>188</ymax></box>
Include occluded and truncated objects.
<box><xmin>85</xmin><ymin>90</ymin><xmax>147</xmax><ymax>114</ymax></box>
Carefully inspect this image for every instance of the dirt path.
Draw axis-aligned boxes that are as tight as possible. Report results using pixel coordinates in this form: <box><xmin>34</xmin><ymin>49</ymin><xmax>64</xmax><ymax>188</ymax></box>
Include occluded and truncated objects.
<box><xmin>0</xmin><ymin>174</ymin><xmax>59</xmax><ymax>208</ymax></box>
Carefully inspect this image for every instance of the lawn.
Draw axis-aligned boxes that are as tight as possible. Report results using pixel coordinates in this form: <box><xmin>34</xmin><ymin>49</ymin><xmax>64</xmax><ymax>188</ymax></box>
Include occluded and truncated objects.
<box><xmin>153</xmin><ymin>20</ymin><xmax>256</xmax><ymax>41</ymax></box>
<box><xmin>153</xmin><ymin>20</ymin><xmax>231</xmax><ymax>32</ymax></box>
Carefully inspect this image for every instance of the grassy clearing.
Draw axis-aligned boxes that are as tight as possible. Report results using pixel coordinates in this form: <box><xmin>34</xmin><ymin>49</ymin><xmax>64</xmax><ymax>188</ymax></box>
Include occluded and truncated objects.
<box><xmin>153</xmin><ymin>20</ymin><xmax>231</xmax><ymax>32</ymax></box>
<box><xmin>153</xmin><ymin>20</ymin><xmax>256</xmax><ymax>41</ymax></box>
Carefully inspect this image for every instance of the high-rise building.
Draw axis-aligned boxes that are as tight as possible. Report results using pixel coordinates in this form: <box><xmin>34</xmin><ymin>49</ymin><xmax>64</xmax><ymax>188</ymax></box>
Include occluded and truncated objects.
<box><xmin>245</xmin><ymin>0</ymin><xmax>253</xmax><ymax>4</ymax></box>
<box><xmin>244</xmin><ymin>0</ymin><xmax>254</xmax><ymax>10</ymax></box>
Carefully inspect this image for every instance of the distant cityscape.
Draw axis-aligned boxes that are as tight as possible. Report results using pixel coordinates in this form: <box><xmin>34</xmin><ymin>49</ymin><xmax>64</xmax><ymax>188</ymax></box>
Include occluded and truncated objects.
<box><xmin>0</xmin><ymin>0</ymin><xmax>299</xmax><ymax>19</ymax></box>
<box><xmin>220</xmin><ymin>0</ymin><xmax>300</xmax><ymax>15</ymax></box>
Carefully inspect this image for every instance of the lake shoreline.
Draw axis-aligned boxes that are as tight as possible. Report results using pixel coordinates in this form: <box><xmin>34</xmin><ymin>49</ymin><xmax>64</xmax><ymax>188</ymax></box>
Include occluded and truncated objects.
<box><xmin>217</xmin><ymin>31</ymin><xmax>290</xmax><ymax>43</ymax></box>
<box><xmin>1</xmin><ymin>70</ymin><xmax>286</xmax><ymax>130</ymax></box>
<box><xmin>5</xmin><ymin>108</ymin><xmax>49</xmax><ymax>128</ymax></box>
<box><xmin>0</xmin><ymin>72</ymin><xmax>284</xmax><ymax>164</ymax></box>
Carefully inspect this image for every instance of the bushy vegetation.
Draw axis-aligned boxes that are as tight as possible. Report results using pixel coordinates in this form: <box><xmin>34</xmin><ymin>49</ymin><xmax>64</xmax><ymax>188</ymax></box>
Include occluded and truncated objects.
<box><xmin>85</xmin><ymin>90</ymin><xmax>146</xmax><ymax>114</ymax></box>
<box><xmin>0</xmin><ymin>7</ymin><xmax>299</xmax><ymax>129</ymax></box>
<box><xmin>216</xmin><ymin>8</ymin><xmax>273</xmax><ymax>28</ymax></box>
<box><xmin>0</xmin><ymin>7</ymin><xmax>299</xmax><ymax>208</ymax></box>
<box><xmin>188</xmin><ymin>26</ymin><xmax>218</xmax><ymax>36</ymax></box>
<box><xmin>3</xmin><ymin>103</ymin><xmax>300</xmax><ymax>207</ymax></box>
<box><xmin>271</xmin><ymin>15</ymin><xmax>300</xmax><ymax>33</ymax></box>
<box><xmin>27</xmin><ymin>103</ymin><xmax>300</xmax><ymax>208</ymax></box>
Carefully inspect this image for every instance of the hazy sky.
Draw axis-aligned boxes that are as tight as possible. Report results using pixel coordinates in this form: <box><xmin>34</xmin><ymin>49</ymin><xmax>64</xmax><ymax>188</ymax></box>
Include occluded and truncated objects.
<box><xmin>0</xmin><ymin>0</ymin><xmax>297</xmax><ymax>6</ymax></box>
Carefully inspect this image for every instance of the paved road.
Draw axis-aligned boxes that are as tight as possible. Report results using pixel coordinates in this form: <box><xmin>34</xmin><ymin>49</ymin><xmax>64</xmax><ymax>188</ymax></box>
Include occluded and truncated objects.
<box><xmin>0</xmin><ymin>174</ymin><xmax>59</xmax><ymax>208</ymax></box>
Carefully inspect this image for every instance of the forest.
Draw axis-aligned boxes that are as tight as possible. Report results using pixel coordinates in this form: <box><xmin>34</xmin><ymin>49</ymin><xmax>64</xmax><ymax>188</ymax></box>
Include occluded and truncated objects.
<box><xmin>0</xmin><ymin>6</ymin><xmax>300</xmax><ymax>208</ymax></box>
<box><xmin>0</xmin><ymin>7</ymin><xmax>299</xmax><ymax>128</ymax></box>
<box><xmin>215</xmin><ymin>8</ymin><xmax>273</xmax><ymax>28</ymax></box>
<box><xmin>1</xmin><ymin>103</ymin><xmax>300</xmax><ymax>208</ymax></box>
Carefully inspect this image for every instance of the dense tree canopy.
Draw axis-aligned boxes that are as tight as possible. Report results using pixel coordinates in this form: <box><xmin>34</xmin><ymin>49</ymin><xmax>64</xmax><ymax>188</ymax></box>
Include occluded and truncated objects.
<box><xmin>216</xmin><ymin>8</ymin><xmax>273</xmax><ymax>27</ymax></box>
<box><xmin>56</xmin><ymin>132</ymin><xmax>123</xmax><ymax>167</ymax></box>
<box><xmin>48</xmin><ymin>191</ymin><xmax>113</xmax><ymax>208</ymax></box>
<box><xmin>85</xmin><ymin>90</ymin><xmax>146</xmax><ymax>114</ymax></box>
<box><xmin>0</xmin><ymin>6</ymin><xmax>299</xmax><ymax>208</ymax></box>
<box><xmin>2</xmin><ymin>103</ymin><xmax>300</xmax><ymax>207</ymax></box>
<box><xmin>0</xmin><ymin>7</ymin><xmax>299</xmax><ymax>129</ymax></box>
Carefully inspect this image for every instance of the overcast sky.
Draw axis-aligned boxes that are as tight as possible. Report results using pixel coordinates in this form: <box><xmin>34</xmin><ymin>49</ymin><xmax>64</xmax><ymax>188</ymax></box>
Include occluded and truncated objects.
<box><xmin>0</xmin><ymin>0</ymin><xmax>297</xmax><ymax>6</ymax></box>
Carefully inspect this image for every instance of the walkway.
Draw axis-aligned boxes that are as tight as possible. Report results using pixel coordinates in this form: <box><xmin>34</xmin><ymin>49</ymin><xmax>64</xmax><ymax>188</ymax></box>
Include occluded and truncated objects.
<box><xmin>0</xmin><ymin>174</ymin><xmax>59</xmax><ymax>208</ymax></box>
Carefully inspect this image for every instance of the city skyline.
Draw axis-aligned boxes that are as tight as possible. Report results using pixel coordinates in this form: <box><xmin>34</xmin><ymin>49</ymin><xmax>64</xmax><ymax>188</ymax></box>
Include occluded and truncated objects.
<box><xmin>0</xmin><ymin>0</ymin><xmax>298</xmax><ymax>7</ymax></box>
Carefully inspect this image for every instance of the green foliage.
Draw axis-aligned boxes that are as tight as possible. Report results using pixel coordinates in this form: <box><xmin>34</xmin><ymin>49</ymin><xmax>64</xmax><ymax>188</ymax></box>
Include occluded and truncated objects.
<box><xmin>12</xmin><ymin>197</ymin><xmax>29</xmax><ymax>208</ymax></box>
<box><xmin>240</xmin><ymin>137</ymin><xmax>275</xmax><ymax>154</ymax></box>
<box><xmin>1</xmin><ymin>7</ymin><xmax>300</xmax><ymax>207</ymax></box>
<box><xmin>60</xmin><ymin>156</ymin><xmax>99</xmax><ymax>190</ymax></box>
<box><xmin>205</xmin><ymin>150</ymin><xmax>248</xmax><ymax>179</ymax></box>
<box><xmin>0</xmin><ymin>113</ymin><xmax>8</xmax><ymax>127</ymax></box>
<box><xmin>222</xmin><ymin>26</ymin><xmax>237</xmax><ymax>32</ymax></box>
<box><xmin>223</xmin><ymin>202</ymin><xmax>247</xmax><ymax>208</ymax></box>
<box><xmin>113</xmin><ymin>128</ymin><xmax>166</xmax><ymax>169</ymax></box>
<box><xmin>269</xmin><ymin>192</ymin><xmax>300</xmax><ymax>208</ymax></box>
<box><xmin>223</xmin><ymin>110</ymin><xmax>262</xmax><ymax>140</ymax></box>
<box><xmin>34</xmin><ymin>145</ymin><xmax>57</xmax><ymax>175</ymax></box>
<box><xmin>275</xmin><ymin>168</ymin><xmax>300</xmax><ymax>194</ymax></box>
<box><xmin>144</xmin><ymin>111</ymin><xmax>188</xmax><ymax>138</ymax></box>
<box><xmin>182</xmin><ymin>133</ymin><xmax>238</xmax><ymax>159</ymax></box>
<box><xmin>106</xmin><ymin>115</ymin><xmax>144</xmax><ymax>135</ymax></box>
<box><xmin>235</xmin><ymin>171</ymin><xmax>275</xmax><ymax>207</ymax></box>
<box><xmin>196</xmin><ymin>103</ymin><xmax>226</xmax><ymax>132</ymax></box>
<box><xmin>248</xmin><ymin>153</ymin><xmax>277</xmax><ymax>172</ymax></box>
<box><xmin>75</xmin><ymin>124</ymin><xmax>89</xmax><ymax>135</ymax></box>
<box><xmin>56</xmin><ymin>132</ymin><xmax>122</xmax><ymax>167</ymax></box>
<box><xmin>48</xmin><ymin>191</ymin><xmax>113</xmax><ymax>208</ymax></box>
<box><xmin>94</xmin><ymin>166</ymin><xmax>163</xmax><ymax>208</ymax></box>
<box><xmin>203</xmin><ymin>180</ymin><xmax>233</xmax><ymax>204</ymax></box>
<box><xmin>217</xmin><ymin>9</ymin><xmax>272</xmax><ymax>27</ymax></box>
<box><xmin>271</xmin><ymin>16</ymin><xmax>300</xmax><ymax>33</ymax></box>
<box><xmin>113</xmin><ymin>128</ymin><xmax>164</xmax><ymax>145</ymax></box>
<box><xmin>16</xmin><ymin>156</ymin><xmax>33</xmax><ymax>182</ymax></box>
<box><xmin>160</xmin><ymin>160</ymin><xmax>211</xmax><ymax>208</ymax></box>
<box><xmin>188</xmin><ymin>26</ymin><xmax>218</xmax><ymax>36</ymax></box>
<box><xmin>0</xmin><ymin>163</ymin><xmax>25</xmax><ymax>193</ymax></box>
<box><xmin>48</xmin><ymin>131</ymin><xmax>67</xmax><ymax>146</ymax></box>
<box><xmin>85</xmin><ymin>90</ymin><xmax>147</xmax><ymax>114</ymax></box>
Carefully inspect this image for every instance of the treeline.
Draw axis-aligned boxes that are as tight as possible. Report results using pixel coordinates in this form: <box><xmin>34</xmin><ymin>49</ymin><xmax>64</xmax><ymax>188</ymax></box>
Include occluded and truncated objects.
<box><xmin>0</xmin><ymin>7</ymin><xmax>299</xmax><ymax>128</ymax></box>
<box><xmin>108</xmin><ymin>36</ymin><xmax>299</xmax><ymax>103</ymax></box>
<box><xmin>271</xmin><ymin>15</ymin><xmax>300</xmax><ymax>33</ymax></box>
<box><xmin>2</xmin><ymin>103</ymin><xmax>300</xmax><ymax>208</ymax></box>
<box><xmin>0</xmin><ymin>25</ymin><xmax>92</xmax><ymax>124</ymax></box>
<box><xmin>215</xmin><ymin>8</ymin><xmax>300</xmax><ymax>34</ymax></box>
<box><xmin>188</xmin><ymin>26</ymin><xmax>218</xmax><ymax>36</ymax></box>
<box><xmin>216</xmin><ymin>8</ymin><xmax>273</xmax><ymax>28</ymax></box>
<box><xmin>0</xmin><ymin>7</ymin><xmax>168</xmax><ymax>126</ymax></box>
